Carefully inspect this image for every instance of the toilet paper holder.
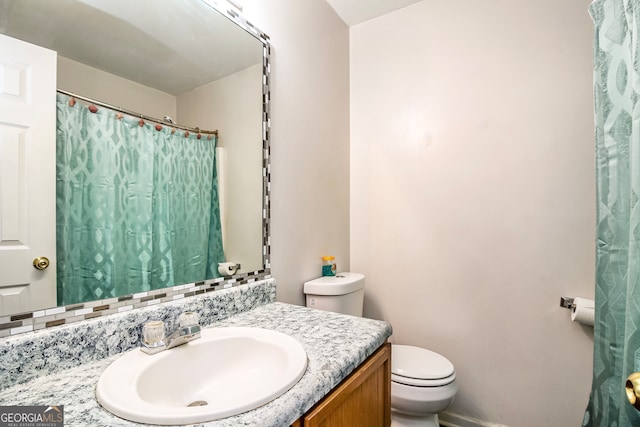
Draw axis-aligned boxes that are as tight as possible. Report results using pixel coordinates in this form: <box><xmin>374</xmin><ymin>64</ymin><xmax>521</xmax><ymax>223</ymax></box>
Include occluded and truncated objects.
<box><xmin>560</xmin><ymin>296</ymin><xmax>575</xmax><ymax>309</ymax></box>
<box><xmin>217</xmin><ymin>262</ymin><xmax>241</xmax><ymax>277</ymax></box>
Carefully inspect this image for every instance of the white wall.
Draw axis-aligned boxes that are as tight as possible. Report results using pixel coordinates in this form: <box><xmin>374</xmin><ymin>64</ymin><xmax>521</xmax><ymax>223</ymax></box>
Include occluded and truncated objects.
<box><xmin>240</xmin><ymin>0</ymin><xmax>351</xmax><ymax>304</ymax></box>
<box><xmin>57</xmin><ymin>56</ymin><xmax>176</xmax><ymax>119</ymax></box>
<box><xmin>350</xmin><ymin>1</ymin><xmax>595</xmax><ymax>426</ymax></box>
<box><xmin>177</xmin><ymin>64</ymin><xmax>264</xmax><ymax>273</ymax></box>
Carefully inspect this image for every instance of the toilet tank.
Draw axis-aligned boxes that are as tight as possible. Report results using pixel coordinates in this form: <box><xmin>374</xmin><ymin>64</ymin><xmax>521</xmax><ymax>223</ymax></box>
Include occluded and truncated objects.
<box><xmin>303</xmin><ymin>272</ymin><xmax>365</xmax><ymax>317</ymax></box>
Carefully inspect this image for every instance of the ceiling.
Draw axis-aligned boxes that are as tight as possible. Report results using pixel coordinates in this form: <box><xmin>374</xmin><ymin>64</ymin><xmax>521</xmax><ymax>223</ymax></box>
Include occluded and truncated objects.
<box><xmin>0</xmin><ymin>0</ymin><xmax>263</xmax><ymax>95</ymax></box>
<box><xmin>325</xmin><ymin>0</ymin><xmax>422</xmax><ymax>26</ymax></box>
<box><xmin>0</xmin><ymin>0</ymin><xmax>421</xmax><ymax>94</ymax></box>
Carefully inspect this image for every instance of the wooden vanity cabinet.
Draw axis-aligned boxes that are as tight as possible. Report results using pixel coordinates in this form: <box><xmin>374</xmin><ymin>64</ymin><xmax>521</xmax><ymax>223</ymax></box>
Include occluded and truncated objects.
<box><xmin>292</xmin><ymin>342</ymin><xmax>391</xmax><ymax>427</ymax></box>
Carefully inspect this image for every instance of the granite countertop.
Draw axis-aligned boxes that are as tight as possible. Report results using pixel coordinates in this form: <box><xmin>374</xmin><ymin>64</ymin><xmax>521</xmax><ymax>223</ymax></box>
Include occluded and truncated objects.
<box><xmin>0</xmin><ymin>302</ymin><xmax>392</xmax><ymax>427</ymax></box>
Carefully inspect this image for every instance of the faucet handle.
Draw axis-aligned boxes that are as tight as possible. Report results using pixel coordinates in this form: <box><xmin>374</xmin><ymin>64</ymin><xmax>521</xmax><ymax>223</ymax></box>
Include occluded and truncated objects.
<box><xmin>178</xmin><ymin>311</ymin><xmax>199</xmax><ymax>327</ymax></box>
<box><xmin>142</xmin><ymin>321</ymin><xmax>165</xmax><ymax>346</ymax></box>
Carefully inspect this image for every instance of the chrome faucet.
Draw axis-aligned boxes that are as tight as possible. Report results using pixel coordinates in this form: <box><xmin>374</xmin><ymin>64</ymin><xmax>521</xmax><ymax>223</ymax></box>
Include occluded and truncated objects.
<box><xmin>141</xmin><ymin>312</ymin><xmax>201</xmax><ymax>355</ymax></box>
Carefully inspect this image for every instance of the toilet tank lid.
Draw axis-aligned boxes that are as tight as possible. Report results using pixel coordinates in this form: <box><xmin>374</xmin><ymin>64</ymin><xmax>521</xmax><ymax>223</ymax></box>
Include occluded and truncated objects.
<box><xmin>392</xmin><ymin>344</ymin><xmax>455</xmax><ymax>380</ymax></box>
<box><xmin>303</xmin><ymin>272</ymin><xmax>365</xmax><ymax>295</ymax></box>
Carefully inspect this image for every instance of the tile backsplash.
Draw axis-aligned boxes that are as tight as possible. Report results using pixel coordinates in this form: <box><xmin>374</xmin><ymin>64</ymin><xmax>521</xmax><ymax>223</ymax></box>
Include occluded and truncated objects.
<box><xmin>0</xmin><ymin>271</ymin><xmax>271</xmax><ymax>338</ymax></box>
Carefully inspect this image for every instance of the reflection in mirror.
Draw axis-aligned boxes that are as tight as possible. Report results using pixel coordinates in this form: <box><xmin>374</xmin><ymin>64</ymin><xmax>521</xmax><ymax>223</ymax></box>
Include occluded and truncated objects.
<box><xmin>0</xmin><ymin>0</ymin><xmax>270</xmax><ymax>323</ymax></box>
<box><xmin>55</xmin><ymin>91</ymin><xmax>225</xmax><ymax>306</ymax></box>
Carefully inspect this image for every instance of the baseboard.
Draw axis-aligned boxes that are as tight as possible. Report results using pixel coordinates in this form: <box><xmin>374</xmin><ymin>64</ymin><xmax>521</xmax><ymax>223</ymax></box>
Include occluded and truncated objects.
<box><xmin>439</xmin><ymin>411</ymin><xmax>510</xmax><ymax>427</ymax></box>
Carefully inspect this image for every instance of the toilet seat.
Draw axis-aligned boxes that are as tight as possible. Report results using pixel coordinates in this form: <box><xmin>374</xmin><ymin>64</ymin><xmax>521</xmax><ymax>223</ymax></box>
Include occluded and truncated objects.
<box><xmin>392</xmin><ymin>372</ymin><xmax>456</xmax><ymax>387</ymax></box>
<box><xmin>392</xmin><ymin>345</ymin><xmax>456</xmax><ymax>387</ymax></box>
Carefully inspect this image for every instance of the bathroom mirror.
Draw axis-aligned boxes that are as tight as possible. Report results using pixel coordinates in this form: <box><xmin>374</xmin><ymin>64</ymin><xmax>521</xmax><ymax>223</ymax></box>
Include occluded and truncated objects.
<box><xmin>0</xmin><ymin>0</ymin><xmax>270</xmax><ymax>321</ymax></box>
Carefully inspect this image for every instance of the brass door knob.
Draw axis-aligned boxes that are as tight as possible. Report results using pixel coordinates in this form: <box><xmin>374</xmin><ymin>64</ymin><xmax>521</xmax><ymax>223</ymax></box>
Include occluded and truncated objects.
<box><xmin>626</xmin><ymin>372</ymin><xmax>640</xmax><ymax>410</ymax></box>
<box><xmin>33</xmin><ymin>256</ymin><xmax>50</xmax><ymax>270</ymax></box>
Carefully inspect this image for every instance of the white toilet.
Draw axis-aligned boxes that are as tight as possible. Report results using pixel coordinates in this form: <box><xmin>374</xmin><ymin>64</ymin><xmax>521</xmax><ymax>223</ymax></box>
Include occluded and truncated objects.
<box><xmin>304</xmin><ymin>273</ymin><xmax>457</xmax><ymax>427</ymax></box>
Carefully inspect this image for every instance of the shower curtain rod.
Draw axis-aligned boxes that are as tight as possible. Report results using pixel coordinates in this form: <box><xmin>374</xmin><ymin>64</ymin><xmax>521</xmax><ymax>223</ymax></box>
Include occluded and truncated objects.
<box><xmin>56</xmin><ymin>89</ymin><xmax>219</xmax><ymax>136</ymax></box>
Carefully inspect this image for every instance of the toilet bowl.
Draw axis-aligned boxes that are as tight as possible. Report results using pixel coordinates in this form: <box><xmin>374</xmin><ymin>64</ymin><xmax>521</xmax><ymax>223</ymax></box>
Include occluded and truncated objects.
<box><xmin>303</xmin><ymin>273</ymin><xmax>457</xmax><ymax>427</ymax></box>
<box><xmin>391</xmin><ymin>345</ymin><xmax>457</xmax><ymax>427</ymax></box>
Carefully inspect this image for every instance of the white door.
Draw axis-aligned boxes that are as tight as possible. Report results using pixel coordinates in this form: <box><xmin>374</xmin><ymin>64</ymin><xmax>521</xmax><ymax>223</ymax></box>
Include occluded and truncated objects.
<box><xmin>0</xmin><ymin>34</ymin><xmax>57</xmax><ymax>315</ymax></box>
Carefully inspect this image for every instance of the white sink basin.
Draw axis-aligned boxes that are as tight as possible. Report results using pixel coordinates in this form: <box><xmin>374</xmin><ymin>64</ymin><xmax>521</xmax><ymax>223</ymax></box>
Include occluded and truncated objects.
<box><xmin>96</xmin><ymin>327</ymin><xmax>308</xmax><ymax>425</ymax></box>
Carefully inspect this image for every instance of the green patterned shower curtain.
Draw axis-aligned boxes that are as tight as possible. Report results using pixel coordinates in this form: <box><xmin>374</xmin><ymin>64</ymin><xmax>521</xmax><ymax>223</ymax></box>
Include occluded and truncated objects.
<box><xmin>55</xmin><ymin>93</ymin><xmax>224</xmax><ymax>306</ymax></box>
<box><xmin>584</xmin><ymin>0</ymin><xmax>640</xmax><ymax>425</ymax></box>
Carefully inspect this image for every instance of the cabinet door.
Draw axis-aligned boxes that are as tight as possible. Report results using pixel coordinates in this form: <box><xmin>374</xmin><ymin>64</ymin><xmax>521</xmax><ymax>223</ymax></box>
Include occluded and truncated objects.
<box><xmin>303</xmin><ymin>343</ymin><xmax>391</xmax><ymax>427</ymax></box>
